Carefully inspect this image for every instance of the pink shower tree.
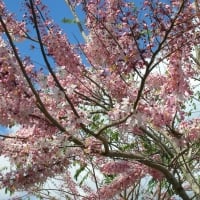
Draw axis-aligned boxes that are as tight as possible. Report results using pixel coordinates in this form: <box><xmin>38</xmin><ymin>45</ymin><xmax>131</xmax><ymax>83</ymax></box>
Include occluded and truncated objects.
<box><xmin>0</xmin><ymin>0</ymin><xmax>200</xmax><ymax>199</ymax></box>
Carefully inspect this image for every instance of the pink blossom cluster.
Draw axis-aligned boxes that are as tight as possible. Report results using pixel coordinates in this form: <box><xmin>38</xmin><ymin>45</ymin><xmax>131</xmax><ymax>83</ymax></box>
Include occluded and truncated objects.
<box><xmin>85</xmin><ymin>137</ymin><xmax>102</xmax><ymax>154</ymax></box>
<box><xmin>43</xmin><ymin>31</ymin><xmax>83</xmax><ymax>74</ymax></box>
<box><xmin>179</xmin><ymin>119</ymin><xmax>200</xmax><ymax>142</ymax></box>
<box><xmin>0</xmin><ymin>0</ymin><xmax>26</xmax><ymax>39</ymax></box>
<box><xmin>100</xmin><ymin>160</ymin><xmax>132</xmax><ymax>175</ymax></box>
<box><xmin>0</xmin><ymin>156</ymin><xmax>69</xmax><ymax>191</ymax></box>
<box><xmin>84</xmin><ymin>0</ymin><xmax>140</xmax><ymax>73</ymax></box>
<box><xmin>0</xmin><ymin>133</ymin><xmax>71</xmax><ymax>190</ymax></box>
<box><xmin>86</xmin><ymin>162</ymin><xmax>146</xmax><ymax>200</ymax></box>
<box><xmin>0</xmin><ymin>38</ymin><xmax>35</xmax><ymax>126</ymax></box>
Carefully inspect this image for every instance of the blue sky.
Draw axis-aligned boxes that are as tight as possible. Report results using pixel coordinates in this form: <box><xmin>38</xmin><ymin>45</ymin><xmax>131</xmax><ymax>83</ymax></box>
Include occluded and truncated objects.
<box><xmin>3</xmin><ymin>0</ymin><xmax>84</xmax><ymax>41</ymax></box>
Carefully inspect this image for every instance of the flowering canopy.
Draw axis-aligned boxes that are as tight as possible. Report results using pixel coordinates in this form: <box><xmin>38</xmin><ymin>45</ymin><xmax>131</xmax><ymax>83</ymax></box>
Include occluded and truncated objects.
<box><xmin>0</xmin><ymin>0</ymin><xmax>200</xmax><ymax>199</ymax></box>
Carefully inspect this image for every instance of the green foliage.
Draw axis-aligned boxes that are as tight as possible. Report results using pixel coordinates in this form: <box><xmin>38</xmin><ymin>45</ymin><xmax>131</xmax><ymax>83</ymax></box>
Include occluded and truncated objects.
<box><xmin>73</xmin><ymin>163</ymin><xmax>90</xmax><ymax>186</ymax></box>
<box><xmin>62</xmin><ymin>18</ymin><xmax>78</xmax><ymax>24</ymax></box>
<box><xmin>103</xmin><ymin>174</ymin><xmax>116</xmax><ymax>185</ymax></box>
<box><xmin>107</xmin><ymin>129</ymin><xmax>119</xmax><ymax>142</ymax></box>
<box><xmin>79</xmin><ymin>172</ymin><xmax>90</xmax><ymax>186</ymax></box>
<box><xmin>140</xmin><ymin>29</ymin><xmax>152</xmax><ymax>37</ymax></box>
<box><xmin>140</xmin><ymin>136</ymin><xmax>158</xmax><ymax>155</ymax></box>
<box><xmin>88</xmin><ymin>113</ymin><xmax>105</xmax><ymax>131</ymax></box>
<box><xmin>120</xmin><ymin>142</ymin><xmax>135</xmax><ymax>151</ymax></box>
<box><xmin>4</xmin><ymin>187</ymin><xmax>15</xmax><ymax>196</ymax></box>
<box><xmin>74</xmin><ymin>164</ymin><xmax>87</xmax><ymax>181</ymax></box>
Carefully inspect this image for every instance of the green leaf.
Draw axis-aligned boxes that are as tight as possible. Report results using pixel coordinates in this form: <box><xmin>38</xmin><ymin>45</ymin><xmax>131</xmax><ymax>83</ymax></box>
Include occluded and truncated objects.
<box><xmin>103</xmin><ymin>174</ymin><xmax>115</xmax><ymax>184</ymax></box>
<box><xmin>79</xmin><ymin>172</ymin><xmax>89</xmax><ymax>186</ymax></box>
<box><xmin>147</xmin><ymin>178</ymin><xmax>157</xmax><ymax>193</ymax></box>
<box><xmin>74</xmin><ymin>164</ymin><xmax>87</xmax><ymax>181</ymax></box>
<box><xmin>4</xmin><ymin>187</ymin><xmax>15</xmax><ymax>196</ymax></box>
<box><xmin>62</xmin><ymin>18</ymin><xmax>77</xmax><ymax>24</ymax></box>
